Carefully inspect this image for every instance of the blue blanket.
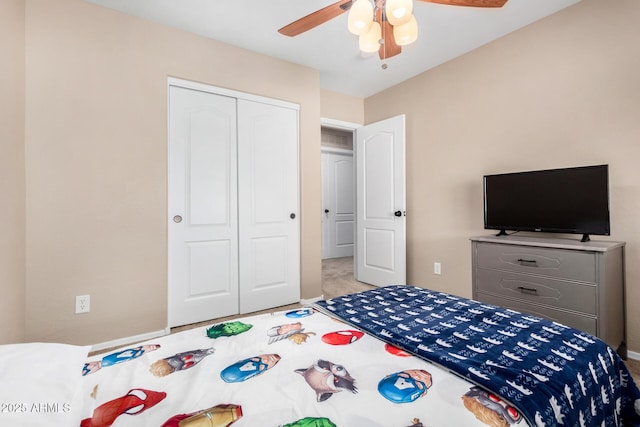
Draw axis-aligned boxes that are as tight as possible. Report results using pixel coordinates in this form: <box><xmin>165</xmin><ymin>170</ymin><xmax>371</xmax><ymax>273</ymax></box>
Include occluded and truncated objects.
<box><xmin>313</xmin><ymin>285</ymin><xmax>640</xmax><ymax>426</ymax></box>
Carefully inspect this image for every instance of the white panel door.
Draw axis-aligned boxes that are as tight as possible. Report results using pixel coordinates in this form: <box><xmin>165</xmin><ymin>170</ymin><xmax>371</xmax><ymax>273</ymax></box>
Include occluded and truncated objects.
<box><xmin>168</xmin><ymin>86</ymin><xmax>239</xmax><ymax>327</ymax></box>
<box><xmin>322</xmin><ymin>151</ymin><xmax>354</xmax><ymax>259</ymax></box>
<box><xmin>355</xmin><ymin>115</ymin><xmax>406</xmax><ymax>286</ymax></box>
<box><xmin>238</xmin><ymin>99</ymin><xmax>300</xmax><ymax>313</ymax></box>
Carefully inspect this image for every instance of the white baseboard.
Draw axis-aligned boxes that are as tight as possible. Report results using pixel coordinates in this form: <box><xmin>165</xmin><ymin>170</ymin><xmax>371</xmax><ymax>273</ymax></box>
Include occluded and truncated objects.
<box><xmin>300</xmin><ymin>295</ymin><xmax>324</xmax><ymax>305</ymax></box>
<box><xmin>627</xmin><ymin>350</ymin><xmax>640</xmax><ymax>361</ymax></box>
<box><xmin>90</xmin><ymin>327</ymin><xmax>170</xmax><ymax>353</ymax></box>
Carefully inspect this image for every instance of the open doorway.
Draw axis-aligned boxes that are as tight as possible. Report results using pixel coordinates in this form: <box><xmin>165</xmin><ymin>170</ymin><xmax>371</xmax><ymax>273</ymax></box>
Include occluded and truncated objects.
<box><xmin>321</xmin><ymin>115</ymin><xmax>407</xmax><ymax>291</ymax></box>
<box><xmin>320</xmin><ymin>119</ymin><xmax>358</xmax><ymax>296</ymax></box>
<box><xmin>321</xmin><ymin>128</ymin><xmax>355</xmax><ymax>260</ymax></box>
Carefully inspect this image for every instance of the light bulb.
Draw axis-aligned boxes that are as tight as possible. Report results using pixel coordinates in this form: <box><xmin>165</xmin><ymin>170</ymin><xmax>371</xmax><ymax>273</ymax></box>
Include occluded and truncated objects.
<box><xmin>348</xmin><ymin>0</ymin><xmax>374</xmax><ymax>36</ymax></box>
<box><xmin>386</xmin><ymin>0</ymin><xmax>413</xmax><ymax>26</ymax></box>
<box><xmin>393</xmin><ymin>14</ymin><xmax>418</xmax><ymax>46</ymax></box>
<box><xmin>359</xmin><ymin>21</ymin><xmax>382</xmax><ymax>53</ymax></box>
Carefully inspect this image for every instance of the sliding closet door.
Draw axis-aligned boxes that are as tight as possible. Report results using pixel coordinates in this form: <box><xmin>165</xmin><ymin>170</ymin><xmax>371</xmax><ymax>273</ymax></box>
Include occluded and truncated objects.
<box><xmin>168</xmin><ymin>86</ymin><xmax>239</xmax><ymax>327</ymax></box>
<box><xmin>237</xmin><ymin>99</ymin><xmax>300</xmax><ymax>313</ymax></box>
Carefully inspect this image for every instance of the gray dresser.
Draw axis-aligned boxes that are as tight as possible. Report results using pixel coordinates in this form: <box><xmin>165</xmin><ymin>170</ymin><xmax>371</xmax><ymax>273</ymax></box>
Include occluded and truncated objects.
<box><xmin>471</xmin><ymin>235</ymin><xmax>626</xmax><ymax>357</ymax></box>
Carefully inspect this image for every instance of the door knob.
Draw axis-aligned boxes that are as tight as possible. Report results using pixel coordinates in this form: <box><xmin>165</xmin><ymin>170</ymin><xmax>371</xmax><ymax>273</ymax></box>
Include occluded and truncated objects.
<box><xmin>324</xmin><ymin>209</ymin><xmax>329</xmax><ymax>213</ymax></box>
<box><xmin>290</xmin><ymin>213</ymin><xmax>296</xmax><ymax>219</ymax></box>
<box><xmin>394</xmin><ymin>211</ymin><xmax>402</xmax><ymax>217</ymax></box>
<box><xmin>173</xmin><ymin>215</ymin><xmax>183</xmax><ymax>223</ymax></box>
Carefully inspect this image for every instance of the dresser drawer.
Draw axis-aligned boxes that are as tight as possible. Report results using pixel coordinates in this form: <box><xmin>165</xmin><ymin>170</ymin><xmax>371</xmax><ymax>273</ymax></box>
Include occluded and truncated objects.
<box><xmin>475</xmin><ymin>268</ymin><xmax>597</xmax><ymax>315</ymax></box>
<box><xmin>475</xmin><ymin>242</ymin><xmax>596</xmax><ymax>283</ymax></box>
<box><xmin>476</xmin><ymin>292</ymin><xmax>597</xmax><ymax>335</ymax></box>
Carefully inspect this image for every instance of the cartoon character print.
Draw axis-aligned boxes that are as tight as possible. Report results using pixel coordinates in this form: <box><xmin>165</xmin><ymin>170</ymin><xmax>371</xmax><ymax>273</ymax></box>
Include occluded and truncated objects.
<box><xmin>206</xmin><ymin>321</ymin><xmax>252</xmax><ymax>339</ymax></box>
<box><xmin>321</xmin><ymin>330</ymin><xmax>364</xmax><ymax>345</ymax></box>
<box><xmin>285</xmin><ymin>308</ymin><xmax>315</xmax><ymax>318</ymax></box>
<box><xmin>384</xmin><ymin>343</ymin><xmax>411</xmax><ymax>357</ymax></box>
<box><xmin>150</xmin><ymin>347</ymin><xmax>215</xmax><ymax>377</ymax></box>
<box><xmin>82</xmin><ymin>344</ymin><xmax>161</xmax><ymax>376</ymax></box>
<box><xmin>268</xmin><ymin>322</ymin><xmax>316</xmax><ymax>344</ymax></box>
<box><xmin>295</xmin><ymin>359</ymin><xmax>357</xmax><ymax>402</ymax></box>
<box><xmin>80</xmin><ymin>388</ymin><xmax>166</xmax><ymax>427</ymax></box>
<box><xmin>280</xmin><ymin>417</ymin><xmax>337</xmax><ymax>427</ymax></box>
<box><xmin>220</xmin><ymin>353</ymin><xmax>281</xmax><ymax>383</ymax></box>
<box><xmin>462</xmin><ymin>386</ymin><xmax>521</xmax><ymax>427</ymax></box>
<box><xmin>378</xmin><ymin>369</ymin><xmax>433</xmax><ymax>403</ymax></box>
<box><xmin>161</xmin><ymin>403</ymin><xmax>242</xmax><ymax>427</ymax></box>
<box><xmin>406</xmin><ymin>419</ymin><xmax>424</xmax><ymax>427</ymax></box>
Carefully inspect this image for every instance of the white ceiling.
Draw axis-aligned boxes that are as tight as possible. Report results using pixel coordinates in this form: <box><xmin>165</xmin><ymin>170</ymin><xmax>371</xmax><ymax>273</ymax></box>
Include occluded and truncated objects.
<box><xmin>82</xmin><ymin>0</ymin><xmax>581</xmax><ymax>98</ymax></box>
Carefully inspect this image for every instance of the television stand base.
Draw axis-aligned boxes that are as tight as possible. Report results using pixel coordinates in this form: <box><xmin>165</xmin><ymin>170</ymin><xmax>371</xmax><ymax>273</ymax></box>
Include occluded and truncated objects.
<box><xmin>581</xmin><ymin>234</ymin><xmax>590</xmax><ymax>242</ymax></box>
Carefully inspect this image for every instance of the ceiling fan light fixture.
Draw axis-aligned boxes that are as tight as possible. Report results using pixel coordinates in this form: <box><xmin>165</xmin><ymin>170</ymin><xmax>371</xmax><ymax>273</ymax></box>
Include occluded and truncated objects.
<box><xmin>359</xmin><ymin>21</ymin><xmax>382</xmax><ymax>53</ymax></box>
<box><xmin>385</xmin><ymin>0</ymin><xmax>413</xmax><ymax>26</ymax></box>
<box><xmin>348</xmin><ymin>0</ymin><xmax>374</xmax><ymax>35</ymax></box>
<box><xmin>393</xmin><ymin>14</ymin><xmax>418</xmax><ymax>46</ymax></box>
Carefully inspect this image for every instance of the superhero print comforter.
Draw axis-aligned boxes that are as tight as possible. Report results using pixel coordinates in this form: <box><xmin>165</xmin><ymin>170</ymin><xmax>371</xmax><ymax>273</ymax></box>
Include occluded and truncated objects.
<box><xmin>313</xmin><ymin>285</ymin><xmax>640</xmax><ymax>427</ymax></box>
<box><xmin>72</xmin><ymin>295</ymin><xmax>544</xmax><ymax>427</ymax></box>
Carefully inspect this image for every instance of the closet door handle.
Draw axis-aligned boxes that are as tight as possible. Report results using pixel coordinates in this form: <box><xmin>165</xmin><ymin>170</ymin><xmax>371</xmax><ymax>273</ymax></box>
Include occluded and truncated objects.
<box><xmin>324</xmin><ymin>209</ymin><xmax>329</xmax><ymax>213</ymax></box>
<box><xmin>173</xmin><ymin>215</ymin><xmax>183</xmax><ymax>223</ymax></box>
<box><xmin>290</xmin><ymin>213</ymin><xmax>296</xmax><ymax>219</ymax></box>
<box><xmin>394</xmin><ymin>210</ymin><xmax>402</xmax><ymax>217</ymax></box>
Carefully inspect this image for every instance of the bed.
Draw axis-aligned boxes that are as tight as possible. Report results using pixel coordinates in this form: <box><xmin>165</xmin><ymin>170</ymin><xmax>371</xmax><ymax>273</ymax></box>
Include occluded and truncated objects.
<box><xmin>2</xmin><ymin>285</ymin><xmax>639</xmax><ymax>426</ymax></box>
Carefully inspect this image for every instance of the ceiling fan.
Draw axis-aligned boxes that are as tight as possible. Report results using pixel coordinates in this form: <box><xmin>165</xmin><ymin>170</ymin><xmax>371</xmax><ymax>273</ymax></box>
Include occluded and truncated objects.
<box><xmin>278</xmin><ymin>0</ymin><xmax>509</xmax><ymax>60</ymax></box>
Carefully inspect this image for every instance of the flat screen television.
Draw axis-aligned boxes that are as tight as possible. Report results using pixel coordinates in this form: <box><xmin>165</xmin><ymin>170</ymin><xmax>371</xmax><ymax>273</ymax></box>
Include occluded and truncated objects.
<box><xmin>483</xmin><ymin>164</ymin><xmax>610</xmax><ymax>242</ymax></box>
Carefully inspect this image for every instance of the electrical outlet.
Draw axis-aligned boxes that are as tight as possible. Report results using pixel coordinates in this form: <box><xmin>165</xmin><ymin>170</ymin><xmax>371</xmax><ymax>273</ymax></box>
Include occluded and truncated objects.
<box><xmin>75</xmin><ymin>295</ymin><xmax>90</xmax><ymax>314</ymax></box>
<box><xmin>434</xmin><ymin>262</ymin><xmax>442</xmax><ymax>275</ymax></box>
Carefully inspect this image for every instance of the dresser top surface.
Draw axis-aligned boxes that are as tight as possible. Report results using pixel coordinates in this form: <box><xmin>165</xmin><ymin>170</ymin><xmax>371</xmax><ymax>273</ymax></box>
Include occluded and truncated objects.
<box><xmin>470</xmin><ymin>234</ymin><xmax>625</xmax><ymax>252</ymax></box>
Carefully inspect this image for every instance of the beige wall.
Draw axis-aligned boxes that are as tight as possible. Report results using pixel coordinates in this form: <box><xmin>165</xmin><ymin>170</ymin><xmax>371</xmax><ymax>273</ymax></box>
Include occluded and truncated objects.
<box><xmin>365</xmin><ymin>0</ymin><xmax>640</xmax><ymax>353</ymax></box>
<box><xmin>0</xmin><ymin>0</ymin><xmax>26</xmax><ymax>344</ymax></box>
<box><xmin>22</xmin><ymin>0</ymin><xmax>322</xmax><ymax>345</ymax></box>
<box><xmin>321</xmin><ymin>89</ymin><xmax>364</xmax><ymax>125</ymax></box>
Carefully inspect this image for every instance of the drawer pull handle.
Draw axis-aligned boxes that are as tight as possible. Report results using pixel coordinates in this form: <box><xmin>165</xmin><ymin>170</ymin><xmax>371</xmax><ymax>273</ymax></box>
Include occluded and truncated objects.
<box><xmin>517</xmin><ymin>258</ymin><xmax>537</xmax><ymax>265</ymax></box>
<box><xmin>517</xmin><ymin>286</ymin><xmax>538</xmax><ymax>294</ymax></box>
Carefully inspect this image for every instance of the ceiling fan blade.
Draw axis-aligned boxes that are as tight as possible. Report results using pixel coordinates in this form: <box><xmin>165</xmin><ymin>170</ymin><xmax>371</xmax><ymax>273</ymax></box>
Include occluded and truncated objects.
<box><xmin>418</xmin><ymin>0</ymin><xmax>508</xmax><ymax>7</ymax></box>
<box><xmin>278</xmin><ymin>0</ymin><xmax>354</xmax><ymax>37</ymax></box>
<box><xmin>379</xmin><ymin>19</ymin><xmax>401</xmax><ymax>60</ymax></box>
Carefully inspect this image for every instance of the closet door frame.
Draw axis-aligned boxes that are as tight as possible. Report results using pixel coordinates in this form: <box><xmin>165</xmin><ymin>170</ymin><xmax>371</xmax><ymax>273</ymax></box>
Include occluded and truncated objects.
<box><xmin>167</xmin><ymin>77</ymin><xmax>300</xmax><ymax>327</ymax></box>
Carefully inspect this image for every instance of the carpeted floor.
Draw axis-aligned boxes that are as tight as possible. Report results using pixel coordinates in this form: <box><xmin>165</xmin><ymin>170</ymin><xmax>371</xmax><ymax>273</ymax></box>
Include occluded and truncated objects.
<box><xmin>628</xmin><ymin>358</ymin><xmax>640</xmax><ymax>386</ymax></box>
<box><xmin>321</xmin><ymin>255</ymin><xmax>375</xmax><ymax>299</ymax></box>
